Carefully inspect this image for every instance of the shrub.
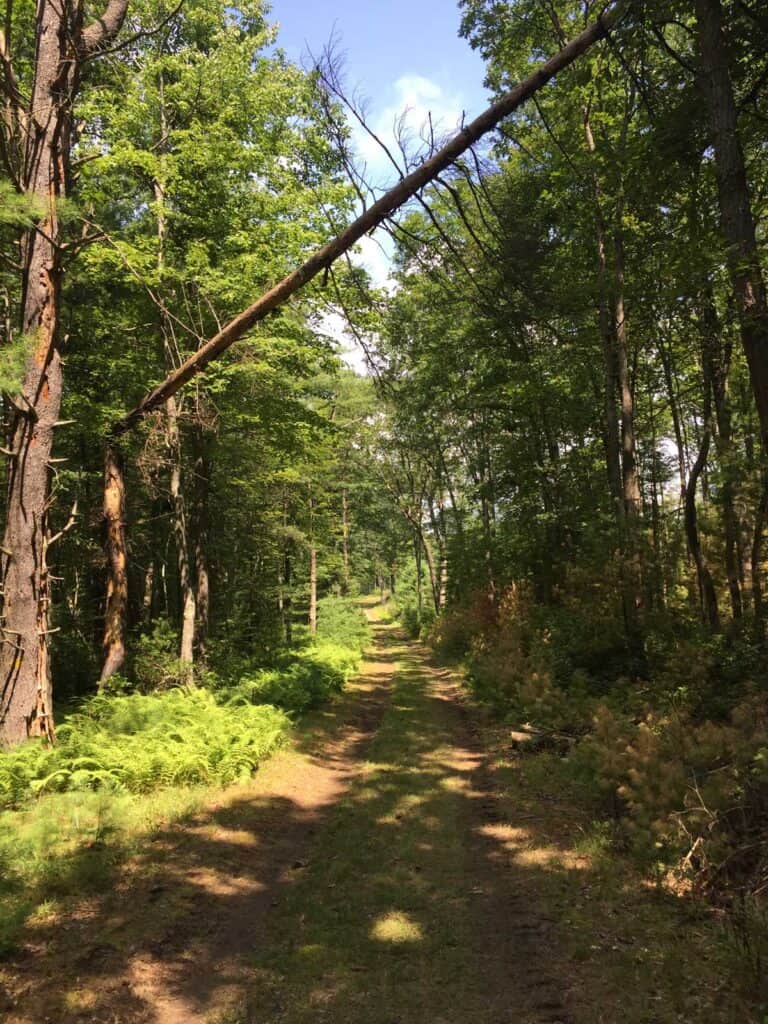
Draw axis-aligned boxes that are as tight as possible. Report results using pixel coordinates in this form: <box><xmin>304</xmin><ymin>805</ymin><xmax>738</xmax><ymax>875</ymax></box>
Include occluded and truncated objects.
<box><xmin>315</xmin><ymin>596</ymin><xmax>370</xmax><ymax>652</ymax></box>
<box><xmin>576</xmin><ymin>695</ymin><xmax>768</xmax><ymax>895</ymax></box>
<box><xmin>425</xmin><ymin>576</ymin><xmax>768</xmax><ymax>907</ymax></box>
<box><xmin>427</xmin><ymin>590</ymin><xmax>497</xmax><ymax>661</ymax></box>
<box><xmin>399</xmin><ymin>601</ymin><xmax>435</xmax><ymax>639</ymax></box>
<box><xmin>132</xmin><ymin>619</ymin><xmax>186</xmax><ymax>691</ymax></box>
<box><xmin>0</xmin><ymin>690</ymin><xmax>290</xmax><ymax>810</ymax></box>
<box><xmin>230</xmin><ymin>642</ymin><xmax>362</xmax><ymax>716</ymax></box>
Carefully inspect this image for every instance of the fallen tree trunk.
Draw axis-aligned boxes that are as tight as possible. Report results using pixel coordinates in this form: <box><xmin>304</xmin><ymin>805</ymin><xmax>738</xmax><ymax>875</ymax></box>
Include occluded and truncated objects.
<box><xmin>100</xmin><ymin>1</ymin><xmax>627</xmax><ymax>680</ymax></box>
<box><xmin>112</xmin><ymin>1</ymin><xmax>626</xmax><ymax>437</ymax></box>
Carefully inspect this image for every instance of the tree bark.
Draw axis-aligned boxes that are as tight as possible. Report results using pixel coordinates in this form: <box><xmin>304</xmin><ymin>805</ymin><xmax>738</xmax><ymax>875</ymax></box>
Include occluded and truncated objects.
<box><xmin>584</xmin><ymin>107</ymin><xmax>641</xmax><ymax>646</ymax></box>
<box><xmin>584</xmin><ymin>114</ymin><xmax>623</xmax><ymax>515</ymax></box>
<box><xmin>657</xmin><ymin>331</ymin><xmax>688</xmax><ymax>504</ymax></box>
<box><xmin>191</xmin><ymin>424</ymin><xmax>211</xmax><ymax>658</ymax></box>
<box><xmin>283</xmin><ymin>544</ymin><xmax>293</xmax><ymax>646</ymax></box>
<box><xmin>309</xmin><ymin>496</ymin><xmax>318</xmax><ymax>636</ymax></box>
<box><xmin>613</xmin><ymin>209</ymin><xmax>640</xmax><ymax>523</ymax></box>
<box><xmin>341</xmin><ymin>488</ymin><xmax>351</xmax><ymax>596</ymax></box>
<box><xmin>166</xmin><ymin>396</ymin><xmax>195</xmax><ymax>673</ymax></box>
<box><xmin>280</xmin><ymin>498</ymin><xmax>293</xmax><ymax>645</ymax></box>
<box><xmin>414</xmin><ymin>536</ymin><xmax>423</xmax><ymax>624</ymax></box>
<box><xmin>0</xmin><ymin>0</ymin><xmax>128</xmax><ymax>745</ymax></box>
<box><xmin>100</xmin><ymin>444</ymin><xmax>129</xmax><ymax>683</ymax></box>
<box><xmin>309</xmin><ymin>546</ymin><xmax>318</xmax><ymax>636</ymax></box>
<box><xmin>685</xmin><ymin>379</ymin><xmax>721</xmax><ymax>632</ymax></box>
<box><xmin>695</xmin><ymin>0</ymin><xmax>768</xmax><ymax>453</ymax></box>
<box><xmin>687</xmin><ymin>441</ymin><xmax>721</xmax><ymax>632</ymax></box>
<box><xmin>700</xmin><ymin>291</ymin><xmax>743</xmax><ymax>619</ymax></box>
<box><xmin>751</xmin><ymin>473</ymin><xmax>768</xmax><ymax>642</ymax></box>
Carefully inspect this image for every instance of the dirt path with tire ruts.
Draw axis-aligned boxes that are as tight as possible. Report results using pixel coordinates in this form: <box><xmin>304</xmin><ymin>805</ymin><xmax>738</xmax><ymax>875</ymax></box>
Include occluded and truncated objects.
<box><xmin>5</xmin><ymin>611</ymin><xmax>736</xmax><ymax>1024</ymax></box>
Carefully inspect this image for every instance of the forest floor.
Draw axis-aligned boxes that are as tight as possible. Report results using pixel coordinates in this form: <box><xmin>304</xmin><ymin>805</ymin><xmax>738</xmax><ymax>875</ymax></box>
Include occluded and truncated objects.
<box><xmin>0</xmin><ymin>607</ymin><xmax>753</xmax><ymax>1024</ymax></box>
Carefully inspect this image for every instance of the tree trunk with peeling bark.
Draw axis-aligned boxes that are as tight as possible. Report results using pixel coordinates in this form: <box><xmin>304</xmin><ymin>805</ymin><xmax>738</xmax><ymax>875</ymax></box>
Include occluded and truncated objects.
<box><xmin>0</xmin><ymin>0</ymin><xmax>129</xmax><ymax>746</ymax></box>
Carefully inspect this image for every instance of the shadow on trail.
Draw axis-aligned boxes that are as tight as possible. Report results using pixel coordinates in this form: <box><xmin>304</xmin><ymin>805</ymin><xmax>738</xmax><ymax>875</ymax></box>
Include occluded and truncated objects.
<box><xmin>242</xmin><ymin>637</ymin><xmax>581</xmax><ymax>1024</ymax></box>
<box><xmin>0</xmin><ymin>623</ymin><xmax>728</xmax><ymax>1024</ymax></box>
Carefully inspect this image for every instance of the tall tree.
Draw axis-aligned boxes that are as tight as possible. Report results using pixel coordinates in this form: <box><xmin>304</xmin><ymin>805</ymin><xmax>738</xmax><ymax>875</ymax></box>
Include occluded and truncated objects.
<box><xmin>0</xmin><ymin>0</ymin><xmax>129</xmax><ymax>745</ymax></box>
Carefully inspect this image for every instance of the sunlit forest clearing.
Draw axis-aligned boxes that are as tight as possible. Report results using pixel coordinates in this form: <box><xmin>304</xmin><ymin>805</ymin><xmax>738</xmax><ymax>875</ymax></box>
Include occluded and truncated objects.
<box><xmin>1</xmin><ymin>0</ymin><xmax>767</xmax><ymax>1020</ymax></box>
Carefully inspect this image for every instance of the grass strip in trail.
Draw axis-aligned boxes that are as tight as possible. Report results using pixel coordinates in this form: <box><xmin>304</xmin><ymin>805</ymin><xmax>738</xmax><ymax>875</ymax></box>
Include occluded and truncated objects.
<box><xmin>237</xmin><ymin>625</ymin><xmax>574</xmax><ymax>1024</ymax></box>
<box><xmin>227</xmin><ymin>623</ymin><xmax>762</xmax><ymax>1024</ymax></box>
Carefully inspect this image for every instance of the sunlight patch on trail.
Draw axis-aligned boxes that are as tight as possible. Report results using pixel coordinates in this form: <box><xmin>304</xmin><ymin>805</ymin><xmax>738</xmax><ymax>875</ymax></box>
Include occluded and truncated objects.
<box><xmin>370</xmin><ymin>910</ymin><xmax>425</xmax><ymax>944</ymax></box>
<box><xmin>477</xmin><ymin>822</ymin><xmax>590</xmax><ymax>872</ymax></box>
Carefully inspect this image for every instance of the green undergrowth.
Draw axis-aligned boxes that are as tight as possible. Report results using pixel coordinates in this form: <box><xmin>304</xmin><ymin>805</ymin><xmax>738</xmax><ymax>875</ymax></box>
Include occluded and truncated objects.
<box><xmin>227</xmin><ymin>642</ymin><xmax>363</xmax><ymax>716</ymax></box>
<box><xmin>487</xmin><ymin>740</ymin><xmax>763</xmax><ymax>1022</ymax></box>
<box><xmin>422</xmin><ymin>588</ymin><xmax>768</xmax><ymax>1012</ymax></box>
<box><xmin>0</xmin><ymin>692</ymin><xmax>291</xmax><ymax>809</ymax></box>
<box><xmin>0</xmin><ymin>597</ymin><xmax>370</xmax><ymax>955</ymax></box>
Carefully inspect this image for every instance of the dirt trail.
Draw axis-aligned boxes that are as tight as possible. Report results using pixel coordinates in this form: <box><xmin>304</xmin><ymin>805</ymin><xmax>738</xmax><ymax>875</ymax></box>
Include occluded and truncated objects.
<box><xmin>3</xmin><ymin>618</ymin><xmax>574</xmax><ymax>1024</ymax></box>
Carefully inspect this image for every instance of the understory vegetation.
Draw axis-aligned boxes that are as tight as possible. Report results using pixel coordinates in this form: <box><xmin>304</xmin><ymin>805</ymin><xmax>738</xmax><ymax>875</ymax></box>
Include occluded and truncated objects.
<box><xmin>405</xmin><ymin>584</ymin><xmax>768</xmax><ymax>996</ymax></box>
<box><xmin>0</xmin><ymin>598</ymin><xmax>369</xmax><ymax>952</ymax></box>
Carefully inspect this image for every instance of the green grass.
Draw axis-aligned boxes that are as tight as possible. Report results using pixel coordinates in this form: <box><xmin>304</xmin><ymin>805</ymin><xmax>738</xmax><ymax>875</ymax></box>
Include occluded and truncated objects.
<box><xmin>0</xmin><ymin>784</ymin><xmax>208</xmax><ymax>956</ymax></box>
<box><xmin>0</xmin><ymin>602</ymin><xmax>371</xmax><ymax>957</ymax></box>
<box><xmin>239</xmin><ymin>640</ymin><xmax>538</xmax><ymax>1023</ymax></box>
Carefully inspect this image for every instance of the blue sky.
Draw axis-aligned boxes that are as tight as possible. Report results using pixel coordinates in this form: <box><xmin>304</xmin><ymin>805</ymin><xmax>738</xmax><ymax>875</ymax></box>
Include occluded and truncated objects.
<box><xmin>268</xmin><ymin>1</ymin><xmax>489</xmax><ymax>120</ymax></box>
<box><xmin>269</xmin><ymin>1</ymin><xmax>490</xmax><ymax>282</ymax></box>
<box><xmin>268</xmin><ymin>2</ymin><xmax>487</xmax><ymax>220</ymax></box>
<box><xmin>267</xmin><ymin>1</ymin><xmax>490</xmax><ymax>358</ymax></box>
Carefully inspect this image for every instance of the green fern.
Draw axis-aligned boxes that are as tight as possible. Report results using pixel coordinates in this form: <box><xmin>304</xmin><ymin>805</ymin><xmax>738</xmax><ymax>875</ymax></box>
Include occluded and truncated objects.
<box><xmin>0</xmin><ymin>602</ymin><xmax>368</xmax><ymax>811</ymax></box>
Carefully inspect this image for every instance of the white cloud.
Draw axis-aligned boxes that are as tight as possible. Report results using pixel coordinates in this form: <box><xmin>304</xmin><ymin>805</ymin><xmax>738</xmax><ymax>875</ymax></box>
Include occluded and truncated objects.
<box><xmin>353</xmin><ymin>74</ymin><xmax>466</xmax><ymax>181</ymax></box>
